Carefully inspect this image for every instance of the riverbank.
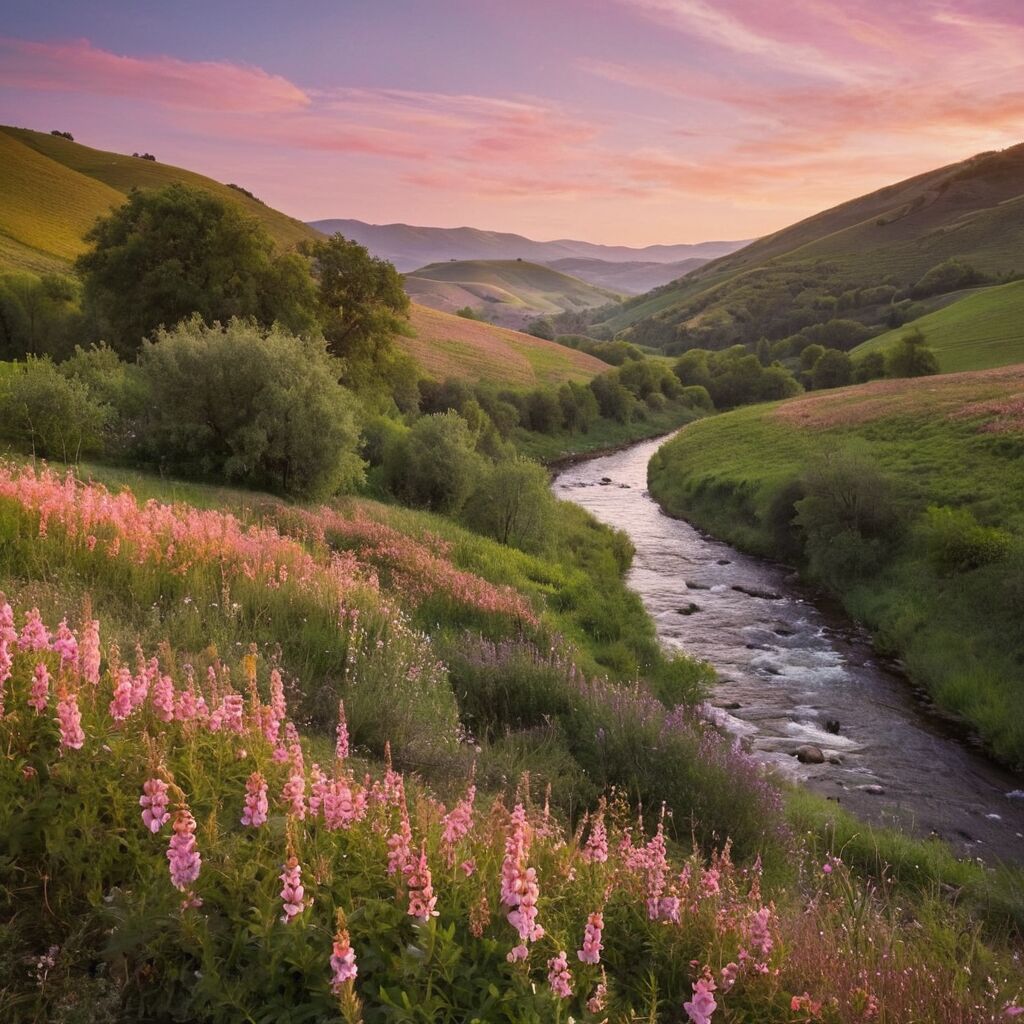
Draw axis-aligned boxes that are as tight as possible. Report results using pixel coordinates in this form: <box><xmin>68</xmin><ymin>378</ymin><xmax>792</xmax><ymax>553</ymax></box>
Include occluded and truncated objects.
<box><xmin>647</xmin><ymin>370</ymin><xmax>1024</xmax><ymax>769</ymax></box>
<box><xmin>554</xmin><ymin>433</ymin><xmax>1024</xmax><ymax>868</ymax></box>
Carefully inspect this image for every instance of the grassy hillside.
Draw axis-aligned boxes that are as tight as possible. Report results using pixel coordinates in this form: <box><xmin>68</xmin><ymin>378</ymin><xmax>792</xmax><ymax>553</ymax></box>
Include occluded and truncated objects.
<box><xmin>401</xmin><ymin>305</ymin><xmax>610</xmax><ymax>386</ymax></box>
<box><xmin>854</xmin><ymin>280</ymin><xmax>1024</xmax><ymax>372</ymax></box>
<box><xmin>607</xmin><ymin>142</ymin><xmax>1024</xmax><ymax>345</ymax></box>
<box><xmin>544</xmin><ymin>256</ymin><xmax>708</xmax><ymax>295</ymax></box>
<box><xmin>0</xmin><ymin>125</ymin><xmax>317</xmax><ymax>270</ymax></box>
<box><xmin>649</xmin><ymin>366</ymin><xmax>1024</xmax><ymax>764</ymax></box>
<box><xmin>0</xmin><ymin>126</ymin><xmax>608</xmax><ymax>388</ymax></box>
<box><xmin>405</xmin><ymin>259</ymin><xmax>620</xmax><ymax>328</ymax></box>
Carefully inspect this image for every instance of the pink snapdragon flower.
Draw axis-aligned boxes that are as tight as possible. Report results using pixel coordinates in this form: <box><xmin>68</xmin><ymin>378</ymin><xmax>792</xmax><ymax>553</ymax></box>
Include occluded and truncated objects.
<box><xmin>308</xmin><ymin>763</ymin><xmax>327</xmax><ymax>818</ymax></box>
<box><xmin>151</xmin><ymin>674</ymin><xmax>175</xmax><ymax>722</ymax></box>
<box><xmin>56</xmin><ymin>690</ymin><xmax>85</xmax><ymax>750</ymax></box>
<box><xmin>581</xmin><ymin>808</ymin><xmax>608</xmax><ymax>864</ymax></box>
<box><xmin>387</xmin><ymin>810</ymin><xmax>413</xmax><ymax>876</ymax></box>
<box><xmin>167</xmin><ymin>809</ymin><xmax>201</xmax><ymax>891</ymax></box>
<box><xmin>109</xmin><ymin>668</ymin><xmax>133</xmax><ymax>721</ymax></box>
<box><xmin>79</xmin><ymin>618</ymin><xmax>101</xmax><ymax>685</ymax></box>
<box><xmin>441</xmin><ymin>783</ymin><xmax>475</xmax><ymax>864</ymax></box>
<box><xmin>141</xmin><ymin>778</ymin><xmax>171</xmax><ymax>832</ymax></box>
<box><xmin>0</xmin><ymin>640</ymin><xmax>12</xmax><ymax>718</ymax></box>
<box><xmin>323</xmin><ymin>774</ymin><xmax>366</xmax><ymax>830</ymax></box>
<box><xmin>720</xmin><ymin>962</ymin><xmax>739</xmax><ymax>992</ymax></box>
<box><xmin>29</xmin><ymin>663</ymin><xmax>51</xmax><ymax>712</ymax></box>
<box><xmin>547</xmin><ymin>951</ymin><xmax>573</xmax><ymax>999</ymax></box>
<box><xmin>330</xmin><ymin>921</ymin><xmax>358</xmax><ymax>989</ymax></box>
<box><xmin>52</xmin><ymin>619</ymin><xmax>79</xmax><ymax>670</ymax></box>
<box><xmin>335</xmin><ymin>698</ymin><xmax>349</xmax><ymax>761</ymax></box>
<box><xmin>587</xmin><ymin>980</ymin><xmax>608</xmax><ymax>1014</ymax></box>
<box><xmin>279</xmin><ymin>855</ymin><xmax>307</xmax><ymax>923</ymax></box>
<box><xmin>405</xmin><ymin>841</ymin><xmax>438</xmax><ymax>920</ymax></box>
<box><xmin>18</xmin><ymin>608</ymin><xmax>50</xmax><ymax>651</ymax></box>
<box><xmin>241</xmin><ymin>772</ymin><xmax>269</xmax><ymax>827</ymax></box>
<box><xmin>684</xmin><ymin>977</ymin><xmax>718</xmax><ymax>1024</ymax></box>
<box><xmin>577</xmin><ymin>911</ymin><xmax>604</xmax><ymax>965</ymax></box>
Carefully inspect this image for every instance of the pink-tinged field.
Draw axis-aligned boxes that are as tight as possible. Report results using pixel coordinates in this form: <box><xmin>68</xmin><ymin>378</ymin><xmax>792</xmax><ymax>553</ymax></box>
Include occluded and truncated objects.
<box><xmin>772</xmin><ymin>364</ymin><xmax>1024</xmax><ymax>432</ymax></box>
<box><xmin>3</xmin><ymin>604</ymin><xmax>1020</xmax><ymax>1022</ymax></box>
<box><xmin>399</xmin><ymin>304</ymin><xmax>610</xmax><ymax>387</ymax></box>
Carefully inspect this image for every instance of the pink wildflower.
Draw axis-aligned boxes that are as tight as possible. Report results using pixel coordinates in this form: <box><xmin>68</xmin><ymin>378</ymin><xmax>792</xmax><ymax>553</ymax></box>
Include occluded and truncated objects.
<box><xmin>79</xmin><ymin>619</ymin><xmax>101</xmax><ymax>686</ymax></box>
<box><xmin>335</xmin><ymin>698</ymin><xmax>349</xmax><ymax>761</ymax></box>
<box><xmin>56</xmin><ymin>690</ymin><xmax>85</xmax><ymax>750</ymax></box>
<box><xmin>264</xmin><ymin>668</ymin><xmax>285</xmax><ymax>743</ymax></box>
<box><xmin>109</xmin><ymin>668</ymin><xmax>133</xmax><ymax>721</ymax></box>
<box><xmin>822</xmin><ymin>862</ymin><xmax>833</xmax><ymax>875</ymax></box>
<box><xmin>167</xmin><ymin>809</ymin><xmax>201</xmax><ymax>891</ymax></box>
<box><xmin>308</xmin><ymin>763</ymin><xmax>327</xmax><ymax>818</ymax></box>
<box><xmin>279</xmin><ymin>855</ymin><xmax>307</xmax><ymax>923</ymax></box>
<box><xmin>405</xmin><ymin>841</ymin><xmax>438</xmax><ymax>920</ymax></box>
<box><xmin>0</xmin><ymin>602</ymin><xmax>15</xmax><ymax>644</ymax></box>
<box><xmin>745</xmin><ymin>905</ymin><xmax>774</xmax><ymax>959</ymax></box>
<box><xmin>441</xmin><ymin>783</ymin><xmax>475</xmax><ymax>865</ymax></box>
<box><xmin>52</xmin><ymin>619</ymin><xmax>79</xmax><ymax>670</ymax></box>
<box><xmin>587</xmin><ymin>980</ymin><xmax>608</xmax><ymax>1014</ymax></box>
<box><xmin>18</xmin><ymin>608</ymin><xmax>50</xmax><ymax>652</ymax></box>
<box><xmin>141</xmin><ymin>778</ymin><xmax>171</xmax><ymax>833</ymax></box>
<box><xmin>547</xmin><ymin>951</ymin><xmax>573</xmax><ymax>999</ymax></box>
<box><xmin>684</xmin><ymin>977</ymin><xmax>717</xmax><ymax>1024</ymax></box>
<box><xmin>209</xmin><ymin>692</ymin><xmax>244</xmax><ymax>734</ymax></box>
<box><xmin>330</xmin><ymin>921</ymin><xmax>358</xmax><ymax>990</ymax></box>
<box><xmin>501</xmin><ymin>803</ymin><xmax>530</xmax><ymax>907</ymax></box>
<box><xmin>151</xmin><ymin>674</ymin><xmax>175</xmax><ymax>722</ymax></box>
<box><xmin>577</xmin><ymin>911</ymin><xmax>604</xmax><ymax>965</ymax></box>
<box><xmin>387</xmin><ymin>810</ymin><xmax>413</xmax><ymax>876</ymax></box>
<box><xmin>507</xmin><ymin>866</ymin><xmax>544</xmax><ymax>947</ymax></box>
<box><xmin>460</xmin><ymin>858</ymin><xmax>476</xmax><ymax>877</ymax></box>
<box><xmin>29</xmin><ymin>663</ymin><xmax>51</xmax><ymax>713</ymax></box>
<box><xmin>0</xmin><ymin>640</ymin><xmax>11</xmax><ymax>718</ymax></box>
<box><xmin>581</xmin><ymin>808</ymin><xmax>608</xmax><ymax>864</ymax></box>
<box><xmin>241</xmin><ymin>772</ymin><xmax>269</xmax><ymax>827</ymax></box>
<box><xmin>720</xmin><ymin>962</ymin><xmax>739</xmax><ymax>992</ymax></box>
<box><xmin>323</xmin><ymin>774</ymin><xmax>366</xmax><ymax>830</ymax></box>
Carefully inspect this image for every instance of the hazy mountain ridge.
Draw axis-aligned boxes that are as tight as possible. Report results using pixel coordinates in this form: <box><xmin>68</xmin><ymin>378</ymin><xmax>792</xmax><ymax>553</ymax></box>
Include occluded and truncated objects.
<box><xmin>308</xmin><ymin>217</ymin><xmax>749</xmax><ymax>272</ymax></box>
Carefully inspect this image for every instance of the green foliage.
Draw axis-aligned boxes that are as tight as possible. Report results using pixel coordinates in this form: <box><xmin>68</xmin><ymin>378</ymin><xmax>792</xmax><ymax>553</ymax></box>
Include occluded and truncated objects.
<box><xmin>0</xmin><ymin>271</ymin><xmax>83</xmax><ymax>360</ymax></box>
<box><xmin>674</xmin><ymin>347</ymin><xmax>801</xmax><ymax>409</ymax></box>
<box><xmin>454</xmin><ymin>305</ymin><xmax>483</xmax><ymax>320</ymax></box>
<box><xmin>303</xmin><ymin>233</ymin><xmax>413</xmax><ymax>404</ymax></box>
<box><xmin>0</xmin><ymin>356</ymin><xmax>108</xmax><ymax>460</ymax></box>
<box><xmin>919</xmin><ymin>506</ymin><xmax>1012</xmax><ymax>575</ymax></box>
<box><xmin>76</xmin><ymin>183</ymin><xmax>318</xmax><ymax>354</ymax></box>
<box><xmin>384</xmin><ymin>412</ymin><xmax>483</xmax><ymax>513</ymax></box>
<box><xmin>809</xmin><ymin>348</ymin><xmax>852</xmax><ymax>390</ymax></box>
<box><xmin>461</xmin><ymin>456</ymin><xmax>555</xmax><ymax>553</ymax></box>
<box><xmin>136</xmin><ymin>317</ymin><xmax>364</xmax><ymax>498</ymax></box>
<box><xmin>525</xmin><ymin>317</ymin><xmax>554</xmax><ymax>340</ymax></box>
<box><xmin>885</xmin><ymin>328</ymin><xmax>939</xmax><ymax>378</ymax></box>
<box><xmin>852</xmin><ymin>350</ymin><xmax>887</xmax><ymax>383</ymax></box>
<box><xmin>910</xmin><ymin>257</ymin><xmax>985</xmax><ymax>299</ymax></box>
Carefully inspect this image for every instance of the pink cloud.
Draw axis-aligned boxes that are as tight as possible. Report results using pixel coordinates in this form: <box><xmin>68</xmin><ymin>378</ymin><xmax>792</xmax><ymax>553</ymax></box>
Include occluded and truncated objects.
<box><xmin>0</xmin><ymin>36</ymin><xmax>309</xmax><ymax>113</ymax></box>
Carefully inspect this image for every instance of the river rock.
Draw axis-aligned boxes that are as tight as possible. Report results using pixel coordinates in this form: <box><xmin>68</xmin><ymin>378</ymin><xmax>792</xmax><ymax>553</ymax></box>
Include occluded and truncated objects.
<box><xmin>828</xmin><ymin>755</ymin><xmax>844</xmax><ymax>765</ymax></box>
<box><xmin>716</xmin><ymin>558</ymin><xmax>731</xmax><ymax>565</ymax></box>
<box><xmin>686</xmin><ymin>581</ymin><xmax>711</xmax><ymax>590</ymax></box>
<box><xmin>731</xmin><ymin>584</ymin><xmax>783</xmax><ymax>600</ymax></box>
<box><xmin>858</xmin><ymin>784</ymin><xmax>885</xmax><ymax>795</ymax></box>
<box><xmin>721</xmin><ymin>701</ymin><xmax>742</xmax><ymax>710</ymax></box>
<box><xmin>677</xmin><ymin>603</ymin><xmax>701</xmax><ymax>616</ymax></box>
<box><xmin>794</xmin><ymin>744</ymin><xmax>826</xmax><ymax>764</ymax></box>
<box><xmin>825</xmin><ymin>719</ymin><xmax>841</xmax><ymax>735</ymax></box>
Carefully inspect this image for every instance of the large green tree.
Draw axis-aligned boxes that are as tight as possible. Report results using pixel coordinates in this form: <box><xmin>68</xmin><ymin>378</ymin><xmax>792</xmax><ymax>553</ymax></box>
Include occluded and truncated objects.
<box><xmin>77</xmin><ymin>184</ymin><xmax>318</xmax><ymax>354</ymax></box>
<box><xmin>302</xmin><ymin>233</ymin><xmax>414</xmax><ymax>403</ymax></box>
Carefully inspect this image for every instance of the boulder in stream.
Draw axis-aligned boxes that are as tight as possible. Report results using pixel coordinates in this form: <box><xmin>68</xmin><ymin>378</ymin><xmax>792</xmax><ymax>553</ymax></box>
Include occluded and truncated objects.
<box><xmin>731</xmin><ymin>584</ymin><xmax>783</xmax><ymax>601</ymax></box>
<box><xmin>794</xmin><ymin>744</ymin><xmax>826</xmax><ymax>764</ymax></box>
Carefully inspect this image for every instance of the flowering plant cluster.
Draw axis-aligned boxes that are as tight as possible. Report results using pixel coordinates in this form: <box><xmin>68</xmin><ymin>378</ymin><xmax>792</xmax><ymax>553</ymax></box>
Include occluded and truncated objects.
<box><xmin>2</xmin><ymin>606</ymin><xmax>1022</xmax><ymax>1022</ymax></box>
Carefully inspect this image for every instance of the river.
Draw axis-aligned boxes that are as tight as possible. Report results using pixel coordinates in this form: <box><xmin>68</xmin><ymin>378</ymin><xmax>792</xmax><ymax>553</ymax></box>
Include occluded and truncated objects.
<box><xmin>554</xmin><ymin>433</ymin><xmax>1024</xmax><ymax>864</ymax></box>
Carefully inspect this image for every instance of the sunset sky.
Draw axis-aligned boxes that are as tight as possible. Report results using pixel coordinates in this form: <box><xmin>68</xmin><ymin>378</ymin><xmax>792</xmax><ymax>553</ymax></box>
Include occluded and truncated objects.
<box><xmin>2</xmin><ymin>0</ymin><xmax>1022</xmax><ymax>245</ymax></box>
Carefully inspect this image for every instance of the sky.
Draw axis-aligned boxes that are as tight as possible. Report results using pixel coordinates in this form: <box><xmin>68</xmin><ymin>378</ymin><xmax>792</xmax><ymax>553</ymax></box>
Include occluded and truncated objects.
<box><xmin>1</xmin><ymin>0</ymin><xmax>1023</xmax><ymax>246</ymax></box>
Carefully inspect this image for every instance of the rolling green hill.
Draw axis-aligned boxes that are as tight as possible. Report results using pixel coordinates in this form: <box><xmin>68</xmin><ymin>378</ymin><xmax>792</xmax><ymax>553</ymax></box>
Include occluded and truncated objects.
<box><xmin>0</xmin><ymin>126</ymin><xmax>610</xmax><ymax>388</ymax></box>
<box><xmin>0</xmin><ymin>126</ymin><xmax>318</xmax><ymax>271</ymax></box>
<box><xmin>852</xmin><ymin>280</ymin><xmax>1024</xmax><ymax>372</ymax></box>
<box><xmin>405</xmin><ymin>258</ymin><xmax>620</xmax><ymax>329</ymax></box>
<box><xmin>649</xmin><ymin>365</ymin><xmax>1024</xmax><ymax>764</ymax></box>
<box><xmin>608</xmin><ymin>143</ymin><xmax>1024</xmax><ymax>349</ymax></box>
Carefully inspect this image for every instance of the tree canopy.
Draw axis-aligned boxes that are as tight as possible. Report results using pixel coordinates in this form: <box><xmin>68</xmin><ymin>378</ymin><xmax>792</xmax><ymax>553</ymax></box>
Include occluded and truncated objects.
<box><xmin>77</xmin><ymin>184</ymin><xmax>318</xmax><ymax>354</ymax></box>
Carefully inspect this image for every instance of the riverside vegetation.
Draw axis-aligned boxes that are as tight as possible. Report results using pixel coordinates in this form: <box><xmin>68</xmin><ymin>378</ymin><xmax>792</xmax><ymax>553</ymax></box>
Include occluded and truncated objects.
<box><xmin>1</xmin><ymin>133</ymin><xmax>1024</xmax><ymax>1022</ymax></box>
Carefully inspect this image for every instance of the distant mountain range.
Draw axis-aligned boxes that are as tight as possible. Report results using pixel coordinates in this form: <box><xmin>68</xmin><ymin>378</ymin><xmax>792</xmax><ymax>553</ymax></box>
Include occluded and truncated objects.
<box><xmin>307</xmin><ymin>218</ymin><xmax>750</xmax><ymax>281</ymax></box>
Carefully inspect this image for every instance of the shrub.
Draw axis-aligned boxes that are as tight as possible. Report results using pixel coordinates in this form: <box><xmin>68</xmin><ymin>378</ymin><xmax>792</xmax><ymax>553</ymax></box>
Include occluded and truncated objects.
<box><xmin>886</xmin><ymin>328</ymin><xmax>939</xmax><ymax>378</ymax></box>
<box><xmin>919</xmin><ymin>506</ymin><xmax>1012</xmax><ymax>575</ymax></box>
<box><xmin>910</xmin><ymin>257</ymin><xmax>985</xmax><ymax>299</ymax></box>
<box><xmin>462</xmin><ymin>456</ymin><xmax>556</xmax><ymax>553</ymax></box>
<box><xmin>810</xmin><ymin>349</ymin><xmax>853</xmax><ymax>390</ymax></box>
<box><xmin>137</xmin><ymin>317</ymin><xmax>363</xmax><ymax>498</ymax></box>
<box><xmin>0</xmin><ymin>356</ymin><xmax>108</xmax><ymax>460</ymax></box>
<box><xmin>852</xmin><ymin>350</ymin><xmax>887</xmax><ymax>383</ymax></box>
<box><xmin>383</xmin><ymin>411</ymin><xmax>483</xmax><ymax>513</ymax></box>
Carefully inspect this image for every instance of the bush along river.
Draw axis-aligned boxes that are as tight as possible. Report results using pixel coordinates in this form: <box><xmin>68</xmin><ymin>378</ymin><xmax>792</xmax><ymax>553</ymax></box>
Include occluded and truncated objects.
<box><xmin>554</xmin><ymin>432</ymin><xmax>1024</xmax><ymax>864</ymax></box>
